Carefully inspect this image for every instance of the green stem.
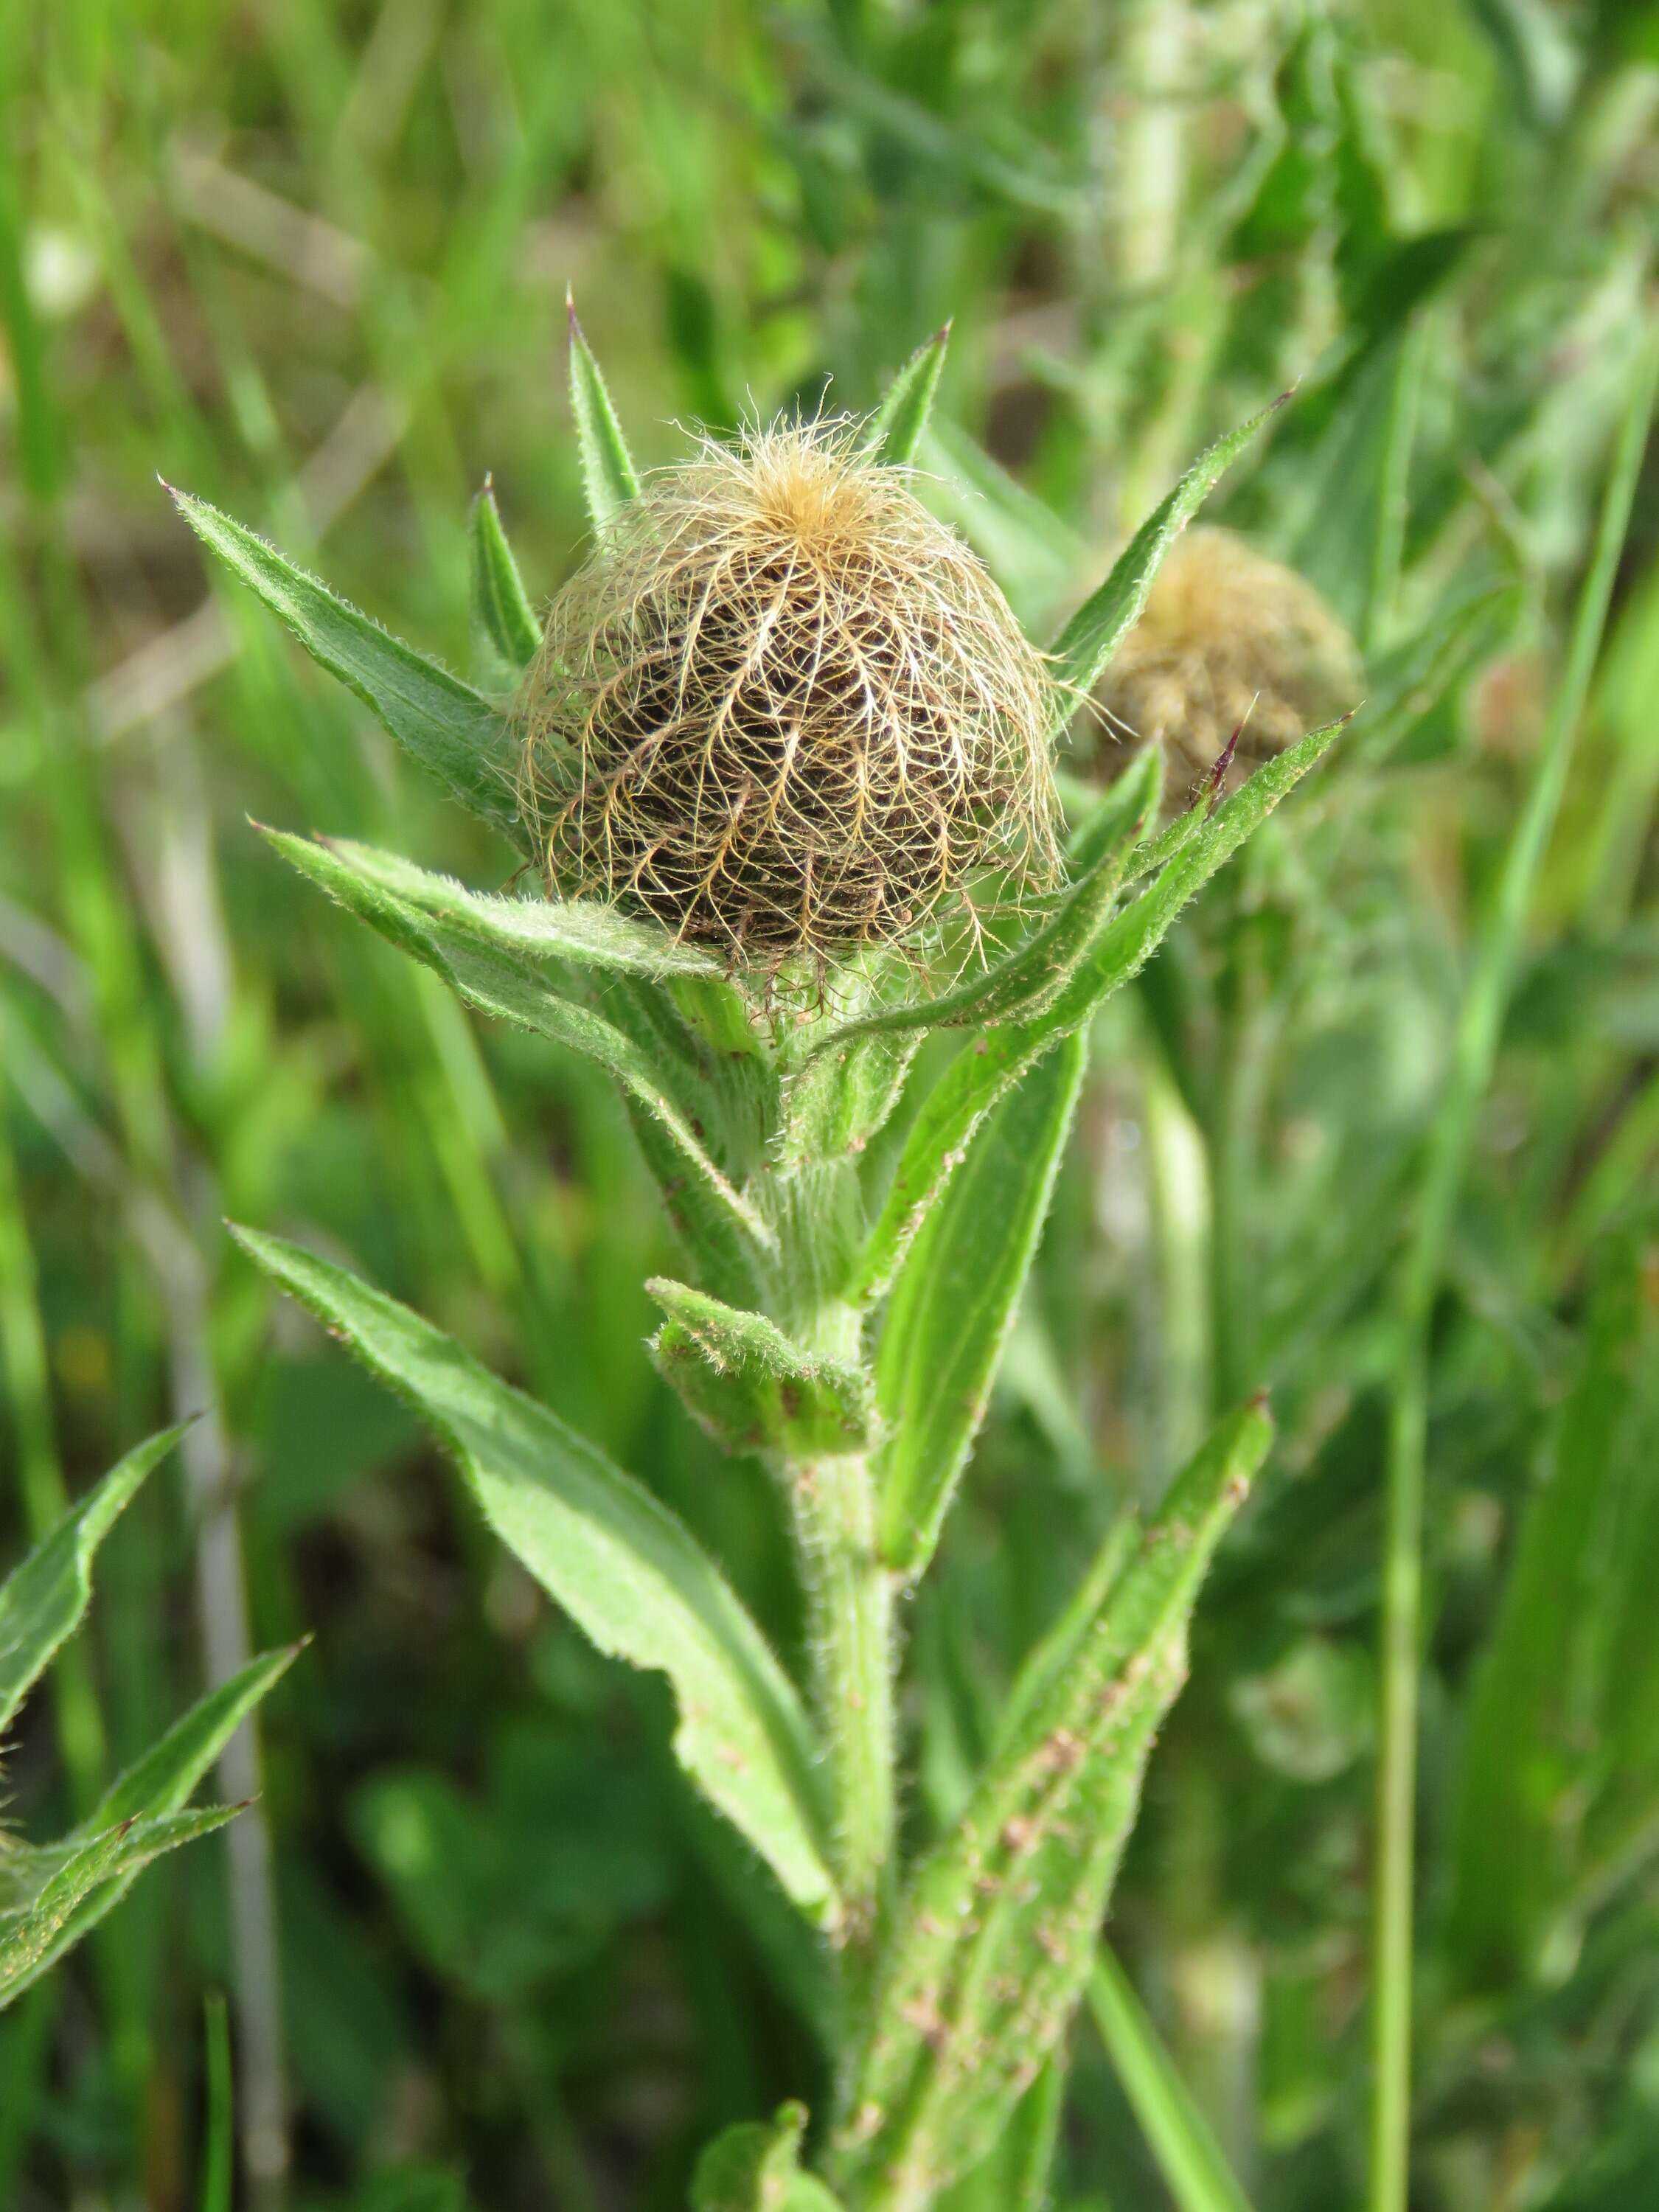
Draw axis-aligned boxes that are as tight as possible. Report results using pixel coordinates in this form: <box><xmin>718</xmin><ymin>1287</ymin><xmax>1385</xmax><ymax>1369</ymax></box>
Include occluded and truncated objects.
<box><xmin>1366</xmin><ymin>325</ymin><xmax>1659</xmax><ymax>2212</ymax></box>
<box><xmin>786</xmin><ymin>1438</ymin><xmax>897</xmax><ymax>1970</ymax></box>
<box><xmin>1087</xmin><ymin>1950</ymin><xmax>1256</xmax><ymax>2212</ymax></box>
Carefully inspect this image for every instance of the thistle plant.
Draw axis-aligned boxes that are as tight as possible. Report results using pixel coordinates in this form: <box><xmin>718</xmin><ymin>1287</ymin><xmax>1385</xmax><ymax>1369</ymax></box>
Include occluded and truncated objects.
<box><xmin>170</xmin><ymin>316</ymin><xmax>1349</xmax><ymax>2211</ymax></box>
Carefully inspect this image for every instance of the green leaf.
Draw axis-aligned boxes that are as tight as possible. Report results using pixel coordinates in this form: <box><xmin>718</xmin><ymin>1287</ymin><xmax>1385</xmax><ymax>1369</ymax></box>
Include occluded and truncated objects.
<box><xmin>862</xmin><ymin>324</ymin><xmax>951</xmax><ymax>469</ymax></box>
<box><xmin>232</xmin><ymin>1228</ymin><xmax>839</xmax><ymax>1928</ymax></box>
<box><xmin>649</xmin><ymin>1279</ymin><xmax>875</xmax><ymax>1459</ymax></box>
<box><xmin>1047</xmin><ymin>396</ymin><xmax>1287</xmax><ymax>727</ymax></box>
<box><xmin>567</xmin><ymin>291</ymin><xmax>641</xmax><ymax>532</ymax></box>
<box><xmin>853</xmin><ymin>717</ymin><xmax>1349</xmax><ymax>1300</ymax></box>
<box><xmin>4</xmin><ymin>1644</ymin><xmax>301</xmax><ymax>2000</ymax></box>
<box><xmin>0</xmin><ymin>1427</ymin><xmax>184</xmax><ymax>1735</ymax></box>
<box><xmin>273</xmin><ymin>834</ymin><xmax>719</xmax><ymax>979</ymax></box>
<box><xmin>1087</xmin><ymin>1949</ymin><xmax>1256</xmax><ymax>2212</ymax></box>
<box><xmin>259</xmin><ymin>828</ymin><xmax>772</xmax><ymax>1263</ymax></box>
<box><xmin>171</xmin><ymin>490</ymin><xmax>526</xmax><ymax>850</ymax></box>
<box><xmin>830</xmin><ymin>1402</ymin><xmax>1272</xmax><ymax>2206</ymax></box>
<box><xmin>877</xmin><ymin>1030</ymin><xmax>1085</xmax><ymax>1577</ymax></box>
<box><xmin>693</xmin><ymin>2102</ymin><xmax>846</xmax><ymax>2212</ymax></box>
<box><xmin>0</xmin><ymin>1809</ymin><xmax>237</xmax><ymax>2008</ymax></box>
<box><xmin>467</xmin><ymin>477</ymin><xmax>541</xmax><ymax>686</ymax></box>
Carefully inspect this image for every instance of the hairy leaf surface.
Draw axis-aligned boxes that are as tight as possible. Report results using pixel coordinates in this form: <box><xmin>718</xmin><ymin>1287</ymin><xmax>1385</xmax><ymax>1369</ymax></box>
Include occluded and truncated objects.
<box><xmin>234</xmin><ymin>1228</ymin><xmax>839</xmax><ymax>1927</ymax></box>
<box><xmin>172</xmin><ymin>490</ymin><xmax>525</xmax><ymax>849</ymax></box>
<box><xmin>832</xmin><ymin>1402</ymin><xmax>1272</xmax><ymax>2208</ymax></box>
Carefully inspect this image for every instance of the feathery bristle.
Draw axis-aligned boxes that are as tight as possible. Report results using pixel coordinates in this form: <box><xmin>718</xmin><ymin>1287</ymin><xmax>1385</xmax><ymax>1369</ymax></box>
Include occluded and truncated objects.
<box><xmin>518</xmin><ymin>420</ymin><xmax>1060</xmax><ymax>966</ymax></box>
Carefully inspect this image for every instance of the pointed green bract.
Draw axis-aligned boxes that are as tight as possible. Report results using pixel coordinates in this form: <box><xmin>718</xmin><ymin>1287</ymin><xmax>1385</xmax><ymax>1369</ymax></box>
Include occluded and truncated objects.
<box><xmin>232</xmin><ymin>1227</ymin><xmax>840</xmax><ymax>1927</ymax></box>
<box><xmin>831</xmin><ymin>1402</ymin><xmax>1273</xmax><ymax>2209</ymax></box>
<box><xmin>0</xmin><ymin>1810</ymin><xmax>238</xmax><ymax>2008</ymax></box>
<box><xmin>650</xmin><ymin>1279</ymin><xmax>875</xmax><ymax>1458</ymax></box>
<box><xmin>568</xmin><ymin>294</ymin><xmax>641</xmax><ymax>532</ymax></box>
<box><xmin>259</xmin><ymin>827</ymin><xmax>773</xmax><ymax>1261</ymax></box>
<box><xmin>853</xmin><ymin>717</ymin><xmax>1349</xmax><ymax>1300</ymax></box>
<box><xmin>693</xmin><ymin>2102</ymin><xmax>846</xmax><ymax>2212</ymax></box>
<box><xmin>862</xmin><ymin>325</ymin><xmax>951</xmax><ymax>468</ymax></box>
<box><xmin>877</xmin><ymin>1031</ymin><xmax>1085</xmax><ymax>1577</ymax></box>
<box><xmin>467</xmin><ymin>479</ymin><xmax>542</xmax><ymax>686</ymax></box>
<box><xmin>0</xmin><ymin>1427</ymin><xmax>184</xmax><ymax>1735</ymax></box>
<box><xmin>171</xmin><ymin>490</ymin><xmax>526</xmax><ymax>850</ymax></box>
<box><xmin>1047</xmin><ymin>396</ymin><xmax>1287</xmax><ymax>728</ymax></box>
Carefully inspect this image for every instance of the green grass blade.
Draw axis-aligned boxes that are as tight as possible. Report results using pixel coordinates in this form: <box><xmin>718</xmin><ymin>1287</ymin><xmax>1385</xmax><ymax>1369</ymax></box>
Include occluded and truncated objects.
<box><xmin>877</xmin><ymin>1030</ymin><xmax>1085</xmax><ymax>1577</ymax></box>
<box><xmin>199</xmin><ymin>1993</ymin><xmax>234</xmax><ymax>2212</ymax></box>
<box><xmin>232</xmin><ymin>1227</ymin><xmax>839</xmax><ymax>1929</ymax></box>
<box><xmin>1087</xmin><ymin>1949</ymin><xmax>1256</xmax><ymax>2212</ymax></box>
<box><xmin>1368</xmin><ymin>324</ymin><xmax>1659</xmax><ymax>2212</ymax></box>
<box><xmin>468</xmin><ymin>477</ymin><xmax>542</xmax><ymax>683</ymax></box>
<box><xmin>1046</xmin><ymin>395</ymin><xmax>1287</xmax><ymax>727</ymax></box>
<box><xmin>170</xmin><ymin>490</ymin><xmax>526</xmax><ymax>850</ymax></box>
<box><xmin>568</xmin><ymin>291</ymin><xmax>641</xmax><ymax>532</ymax></box>
<box><xmin>861</xmin><ymin>324</ymin><xmax>951</xmax><ymax>467</ymax></box>
<box><xmin>0</xmin><ymin>1427</ymin><xmax>186</xmax><ymax>1736</ymax></box>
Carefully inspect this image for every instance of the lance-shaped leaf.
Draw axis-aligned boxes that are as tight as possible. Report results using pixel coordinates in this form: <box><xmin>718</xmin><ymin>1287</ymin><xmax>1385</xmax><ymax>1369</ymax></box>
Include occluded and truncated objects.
<box><xmin>1046</xmin><ymin>395</ymin><xmax>1288</xmax><ymax>726</ymax></box>
<box><xmin>649</xmin><ymin>1279</ymin><xmax>876</xmax><ymax>1459</ymax></box>
<box><xmin>1</xmin><ymin>1809</ymin><xmax>239</xmax><ymax>2008</ymax></box>
<box><xmin>936</xmin><ymin>2058</ymin><xmax>1068</xmax><ymax>2212</ymax></box>
<box><xmin>862</xmin><ymin>324</ymin><xmax>951</xmax><ymax>469</ymax></box>
<box><xmin>693</xmin><ymin>2102</ymin><xmax>846</xmax><ymax>2212</ymax></box>
<box><xmin>568</xmin><ymin>291</ymin><xmax>641</xmax><ymax>532</ymax></box>
<box><xmin>877</xmin><ymin>1031</ymin><xmax>1085</xmax><ymax>1578</ymax></box>
<box><xmin>170</xmin><ymin>490</ymin><xmax>526</xmax><ymax>851</ymax></box>
<box><xmin>232</xmin><ymin>1228</ymin><xmax>840</xmax><ymax>1927</ymax></box>
<box><xmin>468</xmin><ymin>477</ymin><xmax>541</xmax><ymax>687</ymax></box>
<box><xmin>830</xmin><ymin>1402</ymin><xmax>1272</xmax><ymax>2210</ymax></box>
<box><xmin>259</xmin><ymin>828</ymin><xmax>773</xmax><ymax>1265</ymax></box>
<box><xmin>3</xmin><ymin>1644</ymin><xmax>302</xmax><ymax>2000</ymax></box>
<box><xmin>853</xmin><ymin>717</ymin><xmax>1349</xmax><ymax>1301</ymax></box>
<box><xmin>0</xmin><ymin>1427</ymin><xmax>184</xmax><ymax>1735</ymax></box>
<box><xmin>1086</xmin><ymin>1949</ymin><xmax>1256</xmax><ymax>2212</ymax></box>
<box><xmin>277</xmin><ymin>834</ymin><xmax>721</xmax><ymax>979</ymax></box>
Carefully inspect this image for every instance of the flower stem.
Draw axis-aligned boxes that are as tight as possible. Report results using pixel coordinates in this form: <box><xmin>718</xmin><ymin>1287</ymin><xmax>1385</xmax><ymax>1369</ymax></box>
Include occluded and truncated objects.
<box><xmin>785</xmin><ymin>1439</ymin><xmax>897</xmax><ymax>1974</ymax></box>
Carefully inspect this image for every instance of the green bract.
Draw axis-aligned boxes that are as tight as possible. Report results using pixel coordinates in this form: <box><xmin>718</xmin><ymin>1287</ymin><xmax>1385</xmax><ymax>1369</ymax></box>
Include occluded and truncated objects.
<box><xmin>175</xmin><ymin>313</ymin><xmax>1350</xmax><ymax>2206</ymax></box>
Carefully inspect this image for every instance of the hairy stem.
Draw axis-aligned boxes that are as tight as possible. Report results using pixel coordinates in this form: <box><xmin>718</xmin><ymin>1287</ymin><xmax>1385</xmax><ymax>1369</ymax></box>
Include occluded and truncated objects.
<box><xmin>786</xmin><ymin>1438</ymin><xmax>897</xmax><ymax>1972</ymax></box>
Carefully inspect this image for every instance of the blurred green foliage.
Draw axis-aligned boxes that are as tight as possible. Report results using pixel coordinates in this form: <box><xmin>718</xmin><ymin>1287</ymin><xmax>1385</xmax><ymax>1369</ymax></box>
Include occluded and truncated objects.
<box><xmin>1</xmin><ymin>0</ymin><xmax>1657</xmax><ymax>2208</ymax></box>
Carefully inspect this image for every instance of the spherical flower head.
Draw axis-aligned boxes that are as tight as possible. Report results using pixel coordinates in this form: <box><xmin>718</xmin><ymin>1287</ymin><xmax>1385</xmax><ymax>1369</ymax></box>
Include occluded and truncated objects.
<box><xmin>519</xmin><ymin>420</ymin><xmax>1060</xmax><ymax>967</ymax></box>
<box><xmin>1093</xmin><ymin>526</ymin><xmax>1361</xmax><ymax>799</ymax></box>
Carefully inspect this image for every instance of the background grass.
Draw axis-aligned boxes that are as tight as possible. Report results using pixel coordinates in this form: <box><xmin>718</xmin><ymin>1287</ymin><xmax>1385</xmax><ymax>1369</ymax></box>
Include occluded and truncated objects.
<box><xmin>2</xmin><ymin>1</ymin><xmax>1658</xmax><ymax>2208</ymax></box>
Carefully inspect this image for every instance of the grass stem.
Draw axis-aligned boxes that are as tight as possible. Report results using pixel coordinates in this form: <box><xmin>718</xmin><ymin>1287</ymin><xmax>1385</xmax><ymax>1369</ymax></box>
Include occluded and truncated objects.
<box><xmin>1366</xmin><ymin>321</ymin><xmax>1659</xmax><ymax>2212</ymax></box>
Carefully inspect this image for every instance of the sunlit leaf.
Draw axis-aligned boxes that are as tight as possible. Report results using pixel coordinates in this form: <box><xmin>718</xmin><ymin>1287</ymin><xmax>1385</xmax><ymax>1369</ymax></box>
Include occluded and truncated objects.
<box><xmin>233</xmin><ymin>1228</ymin><xmax>840</xmax><ymax>1927</ymax></box>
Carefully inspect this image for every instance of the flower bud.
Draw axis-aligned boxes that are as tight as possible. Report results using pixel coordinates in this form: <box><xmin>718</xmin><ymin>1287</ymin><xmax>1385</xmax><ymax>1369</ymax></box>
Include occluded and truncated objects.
<box><xmin>1093</xmin><ymin>526</ymin><xmax>1361</xmax><ymax>799</ymax></box>
<box><xmin>520</xmin><ymin>422</ymin><xmax>1059</xmax><ymax>965</ymax></box>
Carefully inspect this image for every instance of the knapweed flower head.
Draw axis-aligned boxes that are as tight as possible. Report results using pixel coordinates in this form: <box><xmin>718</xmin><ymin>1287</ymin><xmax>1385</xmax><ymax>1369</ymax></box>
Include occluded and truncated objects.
<box><xmin>1093</xmin><ymin>526</ymin><xmax>1361</xmax><ymax>799</ymax></box>
<box><xmin>519</xmin><ymin>419</ymin><xmax>1060</xmax><ymax>967</ymax></box>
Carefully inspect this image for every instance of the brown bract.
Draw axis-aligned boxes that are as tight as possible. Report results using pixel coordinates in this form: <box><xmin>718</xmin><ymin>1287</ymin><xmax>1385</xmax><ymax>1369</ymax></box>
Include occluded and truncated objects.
<box><xmin>518</xmin><ymin>421</ymin><xmax>1059</xmax><ymax>967</ymax></box>
<box><xmin>1093</xmin><ymin>526</ymin><xmax>1362</xmax><ymax>801</ymax></box>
